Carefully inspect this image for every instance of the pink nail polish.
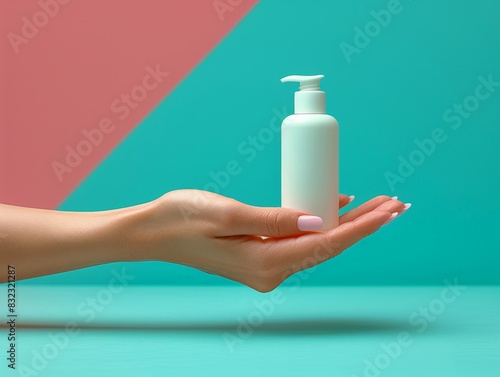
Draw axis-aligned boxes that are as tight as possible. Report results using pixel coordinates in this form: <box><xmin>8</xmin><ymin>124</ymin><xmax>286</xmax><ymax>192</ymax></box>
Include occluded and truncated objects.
<box><xmin>298</xmin><ymin>215</ymin><xmax>323</xmax><ymax>231</ymax></box>
<box><xmin>382</xmin><ymin>212</ymin><xmax>398</xmax><ymax>226</ymax></box>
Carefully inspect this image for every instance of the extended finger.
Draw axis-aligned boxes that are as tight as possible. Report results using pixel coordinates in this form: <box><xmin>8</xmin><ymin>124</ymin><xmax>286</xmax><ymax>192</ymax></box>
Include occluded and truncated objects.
<box><xmin>264</xmin><ymin>208</ymin><xmax>396</xmax><ymax>276</ymax></box>
<box><xmin>339</xmin><ymin>194</ymin><xmax>355</xmax><ymax>209</ymax></box>
<box><xmin>340</xmin><ymin>195</ymin><xmax>394</xmax><ymax>224</ymax></box>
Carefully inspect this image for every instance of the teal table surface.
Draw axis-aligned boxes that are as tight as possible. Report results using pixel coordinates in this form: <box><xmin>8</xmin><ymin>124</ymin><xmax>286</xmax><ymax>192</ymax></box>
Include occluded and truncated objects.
<box><xmin>1</xmin><ymin>284</ymin><xmax>499</xmax><ymax>377</ymax></box>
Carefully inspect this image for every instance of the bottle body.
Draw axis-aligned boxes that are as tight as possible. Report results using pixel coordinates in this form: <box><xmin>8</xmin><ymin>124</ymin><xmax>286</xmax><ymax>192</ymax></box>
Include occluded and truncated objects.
<box><xmin>281</xmin><ymin>113</ymin><xmax>339</xmax><ymax>230</ymax></box>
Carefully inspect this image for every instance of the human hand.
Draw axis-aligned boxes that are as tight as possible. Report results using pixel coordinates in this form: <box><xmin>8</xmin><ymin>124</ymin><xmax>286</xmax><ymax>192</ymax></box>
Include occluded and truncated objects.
<box><xmin>120</xmin><ymin>190</ymin><xmax>410</xmax><ymax>292</ymax></box>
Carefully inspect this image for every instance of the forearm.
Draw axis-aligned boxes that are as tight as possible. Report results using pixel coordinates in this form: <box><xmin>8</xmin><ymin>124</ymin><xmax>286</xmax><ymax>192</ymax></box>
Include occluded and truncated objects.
<box><xmin>0</xmin><ymin>203</ymin><xmax>144</xmax><ymax>282</ymax></box>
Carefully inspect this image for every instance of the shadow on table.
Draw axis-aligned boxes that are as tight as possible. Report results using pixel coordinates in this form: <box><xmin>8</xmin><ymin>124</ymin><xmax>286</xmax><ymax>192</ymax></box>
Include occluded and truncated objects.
<box><xmin>7</xmin><ymin>317</ymin><xmax>414</xmax><ymax>335</ymax></box>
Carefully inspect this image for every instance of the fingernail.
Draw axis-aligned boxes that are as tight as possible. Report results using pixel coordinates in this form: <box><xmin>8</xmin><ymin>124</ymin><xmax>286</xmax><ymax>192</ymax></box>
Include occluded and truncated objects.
<box><xmin>398</xmin><ymin>203</ymin><xmax>412</xmax><ymax>216</ymax></box>
<box><xmin>298</xmin><ymin>215</ymin><xmax>323</xmax><ymax>231</ymax></box>
<box><xmin>382</xmin><ymin>212</ymin><xmax>398</xmax><ymax>226</ymax></box>
<box><xmin>391</xmin><ymin>196</ymin><xmax>398</xmax><ymax>200</ymax></box>
<box><xmin>348</xmin><ymin>195</ymin><xmax>355</xmax><ymax>203</ymax></box>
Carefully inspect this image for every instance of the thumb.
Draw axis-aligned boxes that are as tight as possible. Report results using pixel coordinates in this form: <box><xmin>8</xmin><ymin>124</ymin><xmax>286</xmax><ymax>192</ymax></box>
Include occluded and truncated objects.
<box><xmin>226</xmin><ymin>205</ymin><xmax>323</xmax><ymax>238</ymax></box>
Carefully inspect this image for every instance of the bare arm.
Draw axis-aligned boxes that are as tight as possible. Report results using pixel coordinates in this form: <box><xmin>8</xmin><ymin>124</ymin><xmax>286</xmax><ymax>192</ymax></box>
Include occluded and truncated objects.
<box><xmin>0</xmin><ymin>202</ymin><xmax>138</xmax><ymax>282</ymax></box>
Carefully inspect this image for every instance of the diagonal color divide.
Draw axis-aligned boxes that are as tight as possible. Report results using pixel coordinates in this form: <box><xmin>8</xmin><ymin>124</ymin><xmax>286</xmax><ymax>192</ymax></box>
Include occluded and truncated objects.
<box><xmin>0</xmin><ymin>0</ymin><xmax>258</xmax><ymax>209</ymax></box>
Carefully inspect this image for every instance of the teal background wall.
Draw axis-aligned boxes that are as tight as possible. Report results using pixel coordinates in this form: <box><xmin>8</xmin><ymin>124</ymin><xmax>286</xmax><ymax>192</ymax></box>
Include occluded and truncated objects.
<box><xmin>34</xmin><ymin>0</ymin><xmax>499</xmax><ymax>285</ymax></box>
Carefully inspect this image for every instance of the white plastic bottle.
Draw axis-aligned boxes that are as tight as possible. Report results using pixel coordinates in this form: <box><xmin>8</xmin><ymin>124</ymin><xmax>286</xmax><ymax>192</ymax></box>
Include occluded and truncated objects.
<box><xmin>281</xmin><ymin>75</ymin><xmax>339</xmax><ymax>230</ymax></box>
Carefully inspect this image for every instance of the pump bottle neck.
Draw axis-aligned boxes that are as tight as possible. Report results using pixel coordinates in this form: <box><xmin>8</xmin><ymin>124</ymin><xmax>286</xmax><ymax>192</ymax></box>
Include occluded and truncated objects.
<box><xmin>294</xmin><ymin>91</ymin><xmax>325</xmax><ymax>114</ymax></box>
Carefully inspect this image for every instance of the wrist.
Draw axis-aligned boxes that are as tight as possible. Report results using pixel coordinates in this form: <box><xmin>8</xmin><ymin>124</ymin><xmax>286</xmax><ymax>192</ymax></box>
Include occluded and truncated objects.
<box><xmin>106</xmin><ymin>200</ymin><xmax>171</xmax><ymax>263</ymax></box>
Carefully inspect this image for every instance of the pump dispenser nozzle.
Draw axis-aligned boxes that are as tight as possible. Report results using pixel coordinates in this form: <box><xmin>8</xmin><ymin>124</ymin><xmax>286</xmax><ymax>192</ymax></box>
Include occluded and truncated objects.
<box><xmin>280</xmin><ymin>75</ymin><xmax>324</xmax><ymax>91</ymax></box>
<box><xmin>281</xmin><ymin>74</ymin><xmax>326</xmax><ymax>114</ymax></box>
